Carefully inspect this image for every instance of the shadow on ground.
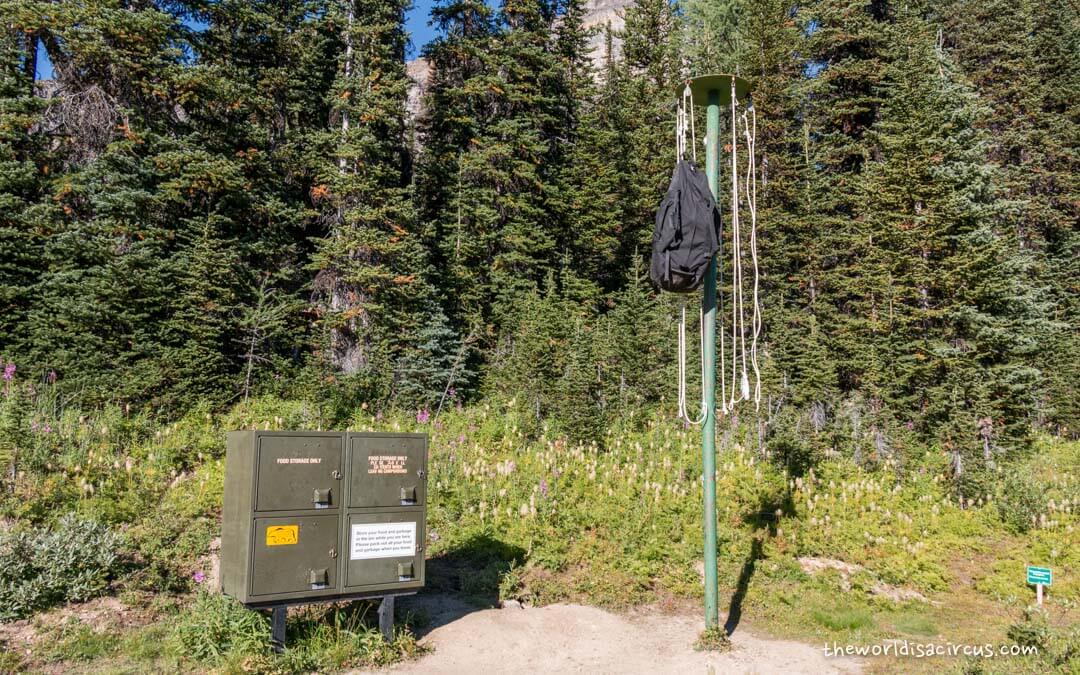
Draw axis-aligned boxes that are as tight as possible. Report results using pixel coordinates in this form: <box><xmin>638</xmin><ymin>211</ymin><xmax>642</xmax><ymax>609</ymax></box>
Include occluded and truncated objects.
<box><xmin>724</xmin><ymin>487</ymin><xmax>790</xmax><ymax>635</ymax></box>
<box><xmin>398</xmin><ymin>534</ymin><xmax>526</xmax><ymax>638</ymax></box>
<box><xmin>724</xmin><ymin>537</ymin><xmax>764</xmax><ymax>636</ymax></box>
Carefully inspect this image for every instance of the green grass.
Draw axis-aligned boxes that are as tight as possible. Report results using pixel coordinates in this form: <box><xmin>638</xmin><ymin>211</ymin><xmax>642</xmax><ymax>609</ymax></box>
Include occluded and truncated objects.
<box><xmin>694</xmin><ymin>626</ymin><xmax>732</xmax><ymax>652</ymax></box>
<box><xmin>811</xmin><ymin>606</ymin><xmax>875</xmax><ymax>631</ymax></box>
<box><xmin>117</xmin><ymin>623</ymin><xmax>174</xmax><ymax>663</ymax></box>
<box><xmin>40</xmin><ymin>619</ymin><xmax>120</xmax><ymax>663</ymax></box>
<box><xmin>165</xmin><ymin>592</ymin><xmax>425</xmax><ymax>673</ymax></box>
<box><xmin>891</xmin><ymin>612</ymin><xmax>939</xmax><ymax>637</ymax></box>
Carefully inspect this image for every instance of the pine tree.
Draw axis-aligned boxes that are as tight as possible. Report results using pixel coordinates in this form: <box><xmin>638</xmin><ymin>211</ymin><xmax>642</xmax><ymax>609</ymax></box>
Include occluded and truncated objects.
<box><xmin>393</xmin><ymin>298</ymin><xmax>475</xmax><ymax>412</ymax></box>
<box><xmin>23</xmin><ymin>0</ymin><xmax>184</xmax><ymax>401</ymax></box>
<box><xmin>681</xmin><ymin>0</ymin><xmax>743</xmax><ymax>75</ymax></box>
<box><xmin>736</xmin><ymin>0</ymin><xmax>822</xmax><ymax>426</ymax></box>
<box><xmin>417</xmin><ymin>0</ymin><xmax>565</xmax><ymax>333</ymax></box>
<box><xmin>488</xmin><ymin>280</ymin><xmax>580</xmax><ymax>431</ymax></box>
<box><xmin>860</xmin><ymin>8</ymin><xmax>1043</xmax><ymax>476</ymax></box>
<box><xmin>236</xmin><ymin>276</ymin><xmax>297</xmax><ymax>402</ymax></box>
<box><xmin>0</xmin><ymin>15</ymin><xmax>47</xmax><ymax>359</ymax></box>
<box><xmin>162</xmin><ymin>219</ymin><xmax>242</xmax><ymax>404</ymax></box>
<box><xmin>602</xmin><ymin>258</ymin><xmax>675</xmax><ymax>413</ymax></box>
<box><xmin>307</xmin><ymin>0</ymin><xmax>428</xmax><ymax>379</ymax></box>
<box><xmin>779</xmin><ymin>0</ymin><xmax>890</xmax><ymax>441</ymax></box>
<box><xmin>414</xmin><ymin>0</ymin><xmax>498</xmax><ymax>328</ymax></box>
<box><xmin>555</xmin><ymin>315</ymin><xmax>608</xmax><ymax>441</ymax></box>
<box><xmin>547</xmin><ymin>0</ymin><xmax>617</xmax><ymax>305</ymax></box>
<box><xmin>612</xmin><ymin>0</ymin><xmax>683</xmax><ymax>269</ymax></box>
<box><xmin>1029</xmin><ymin>0</ymin><xmax>1080</xmax><ymax>434</ymax></box>
<box><xmin>940</xmin><ymin>0</ymin><xmax>1080</xmax><ymax>433</ymax></box>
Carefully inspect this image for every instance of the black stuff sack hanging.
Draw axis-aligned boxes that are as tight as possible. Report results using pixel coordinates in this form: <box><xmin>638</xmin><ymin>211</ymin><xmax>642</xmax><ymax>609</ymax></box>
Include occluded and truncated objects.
<box><xmin>649</xmin><ymin>160</ymin><xmax>721</xmax><ymax>293</ymax></box>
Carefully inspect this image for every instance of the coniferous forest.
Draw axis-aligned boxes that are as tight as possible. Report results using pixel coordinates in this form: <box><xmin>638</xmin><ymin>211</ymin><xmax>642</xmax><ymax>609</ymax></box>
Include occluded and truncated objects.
<box><xmin>4</xmin><ymin>0</ymin><xmax>1076</xmax><ymax>480</ymax></box>
<box><xmin>0</xmin><ymin>1</ymin><xmax>1078</xmax><ymax>669</ymax></box>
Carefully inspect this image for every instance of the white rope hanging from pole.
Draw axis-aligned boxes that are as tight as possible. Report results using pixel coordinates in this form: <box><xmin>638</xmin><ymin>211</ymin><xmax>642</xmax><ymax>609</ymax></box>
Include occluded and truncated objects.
<box><xmin>675</xmin><ymin>85</ymin><xmax>707</xmax><ymax>426</ymax></box>
<box><xmin>677</xmin><ymin>301</ymin><xmax>708</xmax><ymax>425</ymax></box>
<box><xmin>676</xmin><ymin>85</ymin><xmax>696</xmax><ymax>163</ymax></box>
<box><xmin>725</xmin><ymin>80</ymin><xmax>762</xmax><ymax>410</ymax></box>
<box><xmin>729</xmin><ymin>79</ymin><xmax>749</xmax><ymax>407</ymax></box>
<box><xmin>714</xmin><ymin>93</ymin><xmax>727</xmax><ymax>416</ymax></box>
<box><xmin>671</xmin><ymin>76</ymin><xmax>763</xmax><ymax>420</ymax></box>
<box><xmin>742</xmin><ymin>106</ymin><xmax>762</xmax><ymax>409</ymax></box>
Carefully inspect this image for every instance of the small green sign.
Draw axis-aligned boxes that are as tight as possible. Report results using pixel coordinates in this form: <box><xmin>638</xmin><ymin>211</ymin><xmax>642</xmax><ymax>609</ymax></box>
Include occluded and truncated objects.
<box><xmin>1027</xmin><ymin>566</ymin><xmax>1052</xmax><ymax>586</ymax></box>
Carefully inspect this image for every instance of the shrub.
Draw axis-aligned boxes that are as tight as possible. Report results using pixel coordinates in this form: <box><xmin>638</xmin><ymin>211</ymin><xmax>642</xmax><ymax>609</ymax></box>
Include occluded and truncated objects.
<box><xmin>0</xmin><ymin>515</ymin><xmax>125</xmax><ymax>621</ymax></box>
<box><xmin>996</xmin><ymin>470</ymin><xmax>1045</xmax><ymax>533</ymax></box>
<box><xmin>173</xmin><ymin>591</ymin><xmax>270</xmax><ymax>663</ymax></box>
<box><xmin>1006</xmin><ymin>608</ymin><xmax>1051</xmax><ymax>651</ymax></box>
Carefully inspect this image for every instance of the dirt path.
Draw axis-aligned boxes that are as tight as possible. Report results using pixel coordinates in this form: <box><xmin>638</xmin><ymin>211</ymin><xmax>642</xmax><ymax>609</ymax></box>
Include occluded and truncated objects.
<box><xmin>360</xmin><ymin>596</ymin><xmax>863</xmax><ymax>675</ymax></box>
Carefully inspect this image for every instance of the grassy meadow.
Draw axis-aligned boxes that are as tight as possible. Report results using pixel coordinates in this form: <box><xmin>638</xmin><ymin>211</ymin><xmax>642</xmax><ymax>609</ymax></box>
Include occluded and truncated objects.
<box><xmin>0</xmin><ymin>394</ymin><xmax>1077</xmax><ymax>673</ymax></box>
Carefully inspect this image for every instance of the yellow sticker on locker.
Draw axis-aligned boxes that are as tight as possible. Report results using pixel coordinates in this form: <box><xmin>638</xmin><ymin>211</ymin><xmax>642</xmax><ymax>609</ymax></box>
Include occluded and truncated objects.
<box><xmin>266</xmin><ymin>525</ymin><xmax>299</xmax><ymax>546</ymax></box>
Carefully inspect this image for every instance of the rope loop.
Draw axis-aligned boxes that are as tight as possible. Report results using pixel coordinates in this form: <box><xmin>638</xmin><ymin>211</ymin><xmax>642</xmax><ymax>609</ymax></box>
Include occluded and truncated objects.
<box><xmin>677</xmin><ymin>301</ymin><xmax>708</xmax><ymax>425</ymax></box>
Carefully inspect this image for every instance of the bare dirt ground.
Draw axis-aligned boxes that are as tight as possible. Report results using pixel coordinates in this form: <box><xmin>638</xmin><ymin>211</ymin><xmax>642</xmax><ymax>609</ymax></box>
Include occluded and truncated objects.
<box><xmin>359</xmin><ymin>595</ymin><xmax>864</xmax><ymax>675</ymax></box>
<box><xmin>0</xmin><ymin>596</ymin><xmax>151</xmax><ymax>653</ymax></box>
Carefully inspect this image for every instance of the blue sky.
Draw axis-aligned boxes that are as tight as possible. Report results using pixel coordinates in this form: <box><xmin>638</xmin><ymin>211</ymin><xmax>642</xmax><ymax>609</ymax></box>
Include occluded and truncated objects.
<box><xmin>35</xmin><ymin>1</ymin><xmax>443</xmax><ymax>80</ymax></box>
<box><xmin>407</xmin><ymin>0</ymin><xmax>441</xmax><ymax>60</ymax></box>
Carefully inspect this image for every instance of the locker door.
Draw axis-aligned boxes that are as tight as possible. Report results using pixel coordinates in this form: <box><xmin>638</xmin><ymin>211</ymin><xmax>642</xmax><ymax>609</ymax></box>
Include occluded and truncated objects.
<box><xmin>255</xmin><ymin>434</ymin><xmax>342</xmax><ymax>512</ymax></box>
<box><xmin>250</xmin><ymin>515</ymin><xmax>339</xmax><ymax>597</ymax></box>
<box><xmin>347</xmin><ymin>434</ymin><xmax>426</xmax><ymax>508</ymax></box>
<box><xmin>343</xmin><ymin>511</ymin><xmax>424</xmax><ymax>590</ymax></box>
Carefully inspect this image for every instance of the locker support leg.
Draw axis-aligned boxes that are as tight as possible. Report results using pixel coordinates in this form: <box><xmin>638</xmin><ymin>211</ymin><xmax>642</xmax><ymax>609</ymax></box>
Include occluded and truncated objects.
<box><xmin>271</xmin><ymin>606</ymin><xmax>287</xmax><ymax>653</ymax></box>
<box><xmin>378</xmin><ymin>595</ymin><xmax>395</xmax><ymax>642</ymax></box>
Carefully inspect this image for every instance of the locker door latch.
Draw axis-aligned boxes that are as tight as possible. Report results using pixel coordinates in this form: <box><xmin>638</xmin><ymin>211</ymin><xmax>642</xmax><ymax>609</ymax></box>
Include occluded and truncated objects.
<box><xmin>399</xmin><ymin>486</ymin><xmax>417</xmax><ymax>505</ymax></box>
<box><xmin>313</xmin><ymin>488</ymin><xmax>331</xmax><ymax>508</ymax></box>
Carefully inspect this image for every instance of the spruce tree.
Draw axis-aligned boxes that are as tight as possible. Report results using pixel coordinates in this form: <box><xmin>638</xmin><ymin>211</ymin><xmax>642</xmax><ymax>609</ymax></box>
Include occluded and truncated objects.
<box><xmin>307</xmin><ymin>0</ymin><xmax>428</xmax><ymax>380</ymax></box>
<box><xmin>737</xmin><ymin>0</ymin><xmax>818</xmax><ymax>413</ymax></box>
<box><xmin>602</xmin><ymin>257</ymin><xmax>675</xmax><ymax>412</ymax></box>
<box><xmin>18</xmin><ymin>0</ymin><xmax>335</xmax><ymax>407</ymax></box>
<box><xmin>780</xmin><ymin>0</ymin><xmax>890</xmax><ymax>442</ymax></box>
<box><xmin>21</xmin><ymin>0</ymin><xmax>183</xmax><ymax>401</ymax></box>
<box><xmin>681</xmin><ymin>0</ymin><xmax>743</xmax><ymax>74</ymax></box>
<box><xmin>487</xmin><ymin>281</ymin><xmax>580</xmax><ymax>433</ymax></box>
<box><xmin>547</xmin><ymin>0</ymin><xmax>624</xmax><ymax>304</ymax></box>
<box><xmin>414</xmin><ymin>0</ymin><xmax>498</xmax><ymax>328</ymax></box>
<box><xmin>861</xmin><ymin>8</ymin><xmax>1042</xmax><ymax>474</ymax></box>
<box><xmin>1029</xmin><ymin>0</ymin><xmax>1080</xmax><ymax>434</ymax></box>
<box><xmin>162</xmin><ymin>219</ymin><xmax>242</xmax><ymax>405</ymax></box>
<box><xmin>0</xmin><ymin>17</ymin><xmax>47</xmax><ymax>358</ymax></box>
<box><xmin>941</xmin><ymin>0</ymin><xmax>1080</xmax><ymax>433</ymax></box>
<box><xmin>613</xmin><ymin>0</ymin><xmax>683</xmax><ymax>268</ymax></box>
<box><xmin>393</xmin><ymin>298</ymin><xmax>475</xmax><ymax>411</ymax></box>
<box><xmin>417</xmin><ymin>0</ymin><xmax>564</xmax><ymax>333</ymax></box>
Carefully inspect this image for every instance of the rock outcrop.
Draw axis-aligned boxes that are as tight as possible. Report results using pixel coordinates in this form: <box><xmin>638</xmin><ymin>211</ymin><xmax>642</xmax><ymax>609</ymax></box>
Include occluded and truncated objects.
<box><xmin>406</xmin><ymin>56</ymin><xmax>433</xmax><ymax>122</ymax></box>
<box><xmin>582</xmin><ymin>0</ymin><xmax>630</xmax><ymax>65</ymax></box>
<box><xmin>405</xmin><ymin>0</ymin><xmax>633</xmax><ymax>121</ymax></box>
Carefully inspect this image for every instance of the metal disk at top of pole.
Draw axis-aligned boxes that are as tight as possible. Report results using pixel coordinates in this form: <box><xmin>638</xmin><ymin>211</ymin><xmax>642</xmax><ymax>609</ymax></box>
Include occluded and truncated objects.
<box><xmin>681</xmin><ymin>73</ymin><xmax>752</xmax><ymax>107</ymax></box>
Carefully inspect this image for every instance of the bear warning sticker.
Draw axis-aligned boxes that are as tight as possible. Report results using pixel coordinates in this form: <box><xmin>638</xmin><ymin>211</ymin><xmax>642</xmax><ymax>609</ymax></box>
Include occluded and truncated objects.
<box><xmin>266</xmin><ymin>525</ymin><xmax>299</xmax><ymax>546</ymax></box>
<box><xmin>350</xmin><ymin>522</ymin><xmax>416</xmax><ymax>560</ymax></box>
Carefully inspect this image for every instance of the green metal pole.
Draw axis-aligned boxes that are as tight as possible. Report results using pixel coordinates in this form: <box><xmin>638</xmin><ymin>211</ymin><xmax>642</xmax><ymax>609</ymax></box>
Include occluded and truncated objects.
<box><xmin>702</xmin><ymin>88</ymin><xmax>721</xmax><ymax>629</ymax></box>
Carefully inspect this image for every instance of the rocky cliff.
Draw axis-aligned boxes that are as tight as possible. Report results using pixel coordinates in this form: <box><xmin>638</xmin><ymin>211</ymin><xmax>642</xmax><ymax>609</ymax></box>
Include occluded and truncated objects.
<box><xmin>406</xmin><ymin>0</ymin><xmax>633</xmax><ymax>120</ymax></box>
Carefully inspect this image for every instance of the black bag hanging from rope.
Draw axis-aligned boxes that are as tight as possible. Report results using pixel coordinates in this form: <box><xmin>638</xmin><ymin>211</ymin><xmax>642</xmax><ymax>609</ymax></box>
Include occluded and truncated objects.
<box><xmin>649</xmin><ymin>160</ymin><xmax>721</xmax><ymax>293</ymax></box>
